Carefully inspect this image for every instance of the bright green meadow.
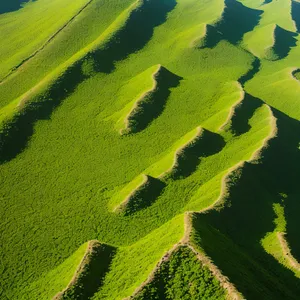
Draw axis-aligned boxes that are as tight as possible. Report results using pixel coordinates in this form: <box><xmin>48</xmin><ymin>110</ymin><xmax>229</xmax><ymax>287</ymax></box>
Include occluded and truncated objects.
<box><xmin>1</xmin><ymin>0</ymin><xmax>300</xmax><ymax>299</ymax></box>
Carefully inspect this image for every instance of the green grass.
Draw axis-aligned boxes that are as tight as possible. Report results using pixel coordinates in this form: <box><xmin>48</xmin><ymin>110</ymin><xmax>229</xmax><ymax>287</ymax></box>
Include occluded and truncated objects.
<box><xmin>23</xmin><ymin>242</ymin><xmax>89</xmax><ymax>299</ymax></box>
<box><xmin>1</xmin><ymin>0</ymin><xmax>300</xmax><ymax>299</ymax></box>
<box><xmin>134</xmin><ymin>246</ymin><xmax>226</xmax><ymax>300</ymax></box>
<box><xmin>0</xmin><ymin>0</ymin><xmax>90</xmax><ymax>80</ymax></box>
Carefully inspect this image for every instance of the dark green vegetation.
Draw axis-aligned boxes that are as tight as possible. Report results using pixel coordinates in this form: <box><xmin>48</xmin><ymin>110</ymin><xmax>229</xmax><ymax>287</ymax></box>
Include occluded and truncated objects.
<box><xmin>1</xmin><ymin>0</ymin><xmax>300</xmax><ymax>299</ymax></box>
<box><xmin>134</xmin><ymin>246</ymin><xmax>225</xmax><ymax>300</ymax></box>
<box><xmin>0</xmin><ymin>0</ymin><xmax>34</xmax><ymax>14</ymax></box>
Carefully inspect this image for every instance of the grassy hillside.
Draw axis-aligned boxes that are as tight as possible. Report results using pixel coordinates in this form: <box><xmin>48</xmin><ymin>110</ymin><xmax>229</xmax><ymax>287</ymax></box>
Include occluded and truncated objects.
<box><xmin>1</xmin><ymin>0</ymin><xmax>300</xmax><ymax>299</ymax></box>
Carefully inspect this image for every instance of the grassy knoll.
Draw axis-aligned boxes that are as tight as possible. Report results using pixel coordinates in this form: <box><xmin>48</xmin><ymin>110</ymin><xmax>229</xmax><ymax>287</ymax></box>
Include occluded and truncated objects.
<box><xmin>242</xmin><ymin>0</ymin><xmax>297</xmax><ymax>59</ymax></box>
<box><xmin>1</xmin><ymin>0</ymin><xmax>300</xmax><ymax>299</ymax></box>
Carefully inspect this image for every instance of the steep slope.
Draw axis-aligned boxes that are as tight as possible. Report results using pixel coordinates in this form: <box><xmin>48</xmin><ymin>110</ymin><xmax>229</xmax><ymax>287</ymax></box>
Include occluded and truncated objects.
<box><xmin>1</xmin><ymin>0</ymin><xmax>300</xmax><ymax>299</ymax></box>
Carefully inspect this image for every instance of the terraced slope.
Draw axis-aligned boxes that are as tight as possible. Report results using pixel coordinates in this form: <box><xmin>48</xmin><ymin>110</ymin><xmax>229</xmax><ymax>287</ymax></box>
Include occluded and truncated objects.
<box><xmin>1</xmin><ymin>0</ymin><xmax>300</xmax><ymax>299</ymax></box>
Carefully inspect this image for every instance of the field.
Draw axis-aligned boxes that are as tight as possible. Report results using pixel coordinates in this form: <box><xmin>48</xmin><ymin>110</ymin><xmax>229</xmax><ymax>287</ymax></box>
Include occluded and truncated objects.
<box><xmin>1</xmin><ymin>0</ymin><xmax>300</xmax><ymax>299</ymax></box>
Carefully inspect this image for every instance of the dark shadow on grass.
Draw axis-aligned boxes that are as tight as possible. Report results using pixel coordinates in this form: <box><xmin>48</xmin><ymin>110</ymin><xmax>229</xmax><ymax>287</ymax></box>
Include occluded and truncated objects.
<box><xmin>0</xmin><ymin>0</ymin><xmax>177</xmax><ymax>164</ymax></box>
<box><xmin>198</xmin><ymin>25</ymin><xmax>222</xmax><ymax>49</ymax></box>
<box><xmin>191</xmin><ymin>107</ymin><xmax>300</xmax><ymax>299</ymax></box>
<box><xmin>262</xmin><ymin>0</ymin><xmax>272</xmax><ymax>4</ymax></box>
<box><xmin>123</xmin><ymin>176</ymin><xmax>166</xmax><ymax>216</ymax></box>
<box><xmin>58</xmin><ymin>242</ymin><xmax>116</xmax><ymax>300</ymax></box>
<box><xmin>239</xmin><ymin>57</ymin><xmax>261</xmax><ymax>86</ymax></box>
<box><xmin>291</xmin><ymin>68</ymin><xmax>300</xmax><ymax>82</ymax></box>
<box><xmin>292</xmin><ymin>0</ymin><xmax>300</xmax><ymax>33</ymax></box>
<box><xmin>270</xmin><ymin>25</ymin><xmax>297</xmax><ymax>60</ymax></box>
<box><xmin>230</xmin><ymin>93</ymin><xmax>262</xmax><ymax>136</ymax></box>
<box><xmin>192</xmin><ymin>163</ymin><xmax>300</xmax><ymax>299</ymax></box>
<box><xmin>0</xmin><ymin>0</ymin><xmax>36</xmax><ymax>14</ymax></box>
<box><xmin>201</xmin><ymin>0</ymin><xmax>262</xmax><ymax>48</ymax></box>
<box><xmin>0</xmin><ymin>62</ymin><xmax>85</xmax><ymax>164</ymax></box>
<box><xmin>260</xmin><ymin>108</ymin><xmax>300</xmax><ymax>262</ymax></box>
<box><xmin>91</xmin><ymin>0</ymin><xmax>177</xmax><ymax>73</ymax></box>
<box><xmin>127</xmin><ymin>67</ymin><xmax>182</xmax><ymax>134</ymax></box>
<box><xmin>213</xmin><ymin>0</ymin><xmax>263</xmax><ymax>45</ymax></box>
<box><xmin>170</xmin><ymin>130</ymin><xmax>225</xmax><ymax>179</ymax></box>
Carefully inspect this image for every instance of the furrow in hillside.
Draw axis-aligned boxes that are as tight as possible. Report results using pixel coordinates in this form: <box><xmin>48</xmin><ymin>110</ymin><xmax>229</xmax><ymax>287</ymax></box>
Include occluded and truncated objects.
<box><xmin>261</xmin><ymin>199</ymin><xmax>300</xmax><ymax>277</ymax></box>
<box><xmin>228</xmin><ymin>93</ymin><xmax>263</xmax><ymax>136</ymax></box>
<box><xmin>112</xmin><ymin>127</ymin><xmax>225</xmax><ymax>214</ymax></box>
<box><xmin>124</xmin><ymin>244</ymin><xmax>180</xmax><ymax>299</ymax></box>
<box><xmin>191</xmin><ymin>24</ymin><xmax>223</xmax><ymax>49</ymax></box>
<box><xmin>53</xmin><ymin>240</ymin><xmax>116</xmax><ymax>300</ymax></box>
<box><xmin>114</xmin><ymin>175</ymin><xmax>165</xmax><ymax>215</ymax></box>
<box><xmin>158</xmin><ymin>127</ymin><xmax>204</xmax><ymax>179</ymax></box>
<box><xmin>128</xmin><ymin>214</ymin><xmax>241</xmax><ymax>300</ymax></box>
<box><xmin>120</xmin><ymin>65</ymin><xmax>181</xmax><ymax>134</ymax></box>
<box><xmin>183</xmin><ymin>107</ymin><xmax>300</xmax><ymax>299</ymax></box>
<box><xmin>187</xmin><ymin>103</ymin><xmax>277</xmax><ymax>214</ymax></box>
<box><xmin>203</xmin><ymin>0</ymin><xmax>263</xmax><ymax>47</ymax></box>
<box><xmin>114</xmin><ymin>102</ymin><xmax>275</xmax><ymax>219</ymax></box>
<box><xmin>256</xmin><ymin>108</ymin><xmax>300</xmax><ymax>273</ymax></box>
<box><xmin>0</xmin><ymin>0</ymin><xmax>178</xmax><ymax>163</ymax></box>
<box><xmin>125</xmin><ymin>116</ymin><xmax>279</xmax><ymax>300</ymax></box>
<box><xmin>112</xmin><ymin>127</ymin><xmax>204</xmax><ymax>213</ymax></box>
<box><xmin>264</xmin><ymin>24</ymin><xmax>297</xmax><ymax>60</ymax></box>
<box><xmin>129</xmin><ymin>245</ymin><xmax>229</xmax><ymax>300</ymax></box>
<box><xmin>184</xmin><ymin>213</ymin><xmax>243</xmax><ymax>300</ymax></box>
<box><xmin>120</xmin><ymin>64</ymin><xmax>161</xmax><ymax>134</ymax></box>
<box><xmin>0</xmin><ymin>0</ymin><xmax>94</xmax><ymax>84</ymax></box>
<box><xmin>218</xmin><ymin>82</ymin><xmax>245</xmax><ymax>131</ymax></box>
<box><xmin>0</xmin><ymin>0</ymin><xmax>142</xmax><ymax>163</ymax></box>
<box><xmin>238</xmin><ymin>57</ymin><xmax>261</xmax><ymax>86</ymax></box>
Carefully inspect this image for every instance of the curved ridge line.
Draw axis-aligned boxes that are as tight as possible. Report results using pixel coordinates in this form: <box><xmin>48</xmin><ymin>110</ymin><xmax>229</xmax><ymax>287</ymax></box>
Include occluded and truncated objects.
<box><xmin>113</xmin><ymin>174</ymin><xmax>149</xmax><ymax>212</ymax></box>
<box><xmin>182</xmin><ymin>213</ymin><xmax>243</xmax><ymax>300</ymax></box>
<box><xmin>53</xmin><ymin>240</ymin><xmax>100</xmax><ymax>299</ymax></box>
<box><xmin>263</xmin><ymin>24</ymin><xmax>278</xmax><ymax>58</ymax></box>
<box><xmin>0</xmin><ymin>0</ymin><xmax>94</xmax><ymax>85</ymax></box>
<box><xmin>189</xmin><ymin>24</ymin><xmax>207</xmax><ymax>48</ymax></box>
<box><xmin>114</xmin><ymin>126</ymin><xmax>203</xmax><ymax>212</ymax></box>
<box><xmin>121</xmin><ymin>64</ymin><xmax>162</xmax><ymax>135</ymax></box>
<box><xmin>198</xmin><ymin>104</ymin><xmax>277</xmax><ymax>213</ymax></box>
<box><xmin>277</xmin><ymin>232</ymin><xmax>300</xmax><ymax>271</ymax></box>
<box><xmin>125</xmin><ymin>216</ymin><xmax>195</xmax><ymax>300</ymax></box>
<box><xmin>124</xmin><ymin>243</ymin><xmax>181</xmax><ymax>300</ymax></box>
<box><xmin>179</xmin><ymin>106</ymin><xmax>277</xmax><ymax>297</ymax></box>
<box><xmin>187</xmin><ymin>243</ymin><xmax>242</xmax><ymax>300</ymax></box>
<box><xmin>249</xmin><ymin>105</ymin><xmax>277</xmax><ymax>162</ymax></box>
<box><xmin>219</xmin><ymin>82</ymin><xmax>245</xmax><ymax>131</ymax></box>
<box><xmin>126</xmin><ymin>214</ymin><xmax>242</xmax><ymax>300</ymax></box>
<box><xmin>127</xmin><ymin>105</ymin><xmax>277</xmax><ymax>298</ymax></box>
<box><xmin>190</xmin><ymin>0</ymin><xmax>226</xmax><ymax>49</ymax></box>
<box><xmin>158</xmin><ymin>126</ymin><xmax>204</xmax><ymax>178</ymax></box>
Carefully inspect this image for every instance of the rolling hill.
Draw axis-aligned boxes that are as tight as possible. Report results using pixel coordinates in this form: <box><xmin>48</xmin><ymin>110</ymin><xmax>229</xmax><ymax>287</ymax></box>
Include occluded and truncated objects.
<box><xmin>1</xmin><ymin>0</ymin><xmax>300</xmax><ymax>299</ymax></box>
